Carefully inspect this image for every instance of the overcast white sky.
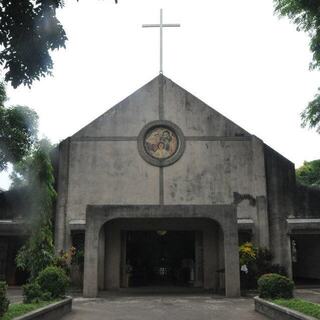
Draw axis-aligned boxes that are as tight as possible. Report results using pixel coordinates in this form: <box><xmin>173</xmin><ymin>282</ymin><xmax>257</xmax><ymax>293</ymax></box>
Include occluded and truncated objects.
<box><xmin>1</xmin><ymin>0</ymin><xmax>320</xmax><ymax>190</ymax></box>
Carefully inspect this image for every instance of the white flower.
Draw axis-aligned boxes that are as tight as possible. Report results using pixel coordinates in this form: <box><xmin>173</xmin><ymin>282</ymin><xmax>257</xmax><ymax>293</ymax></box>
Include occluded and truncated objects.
<box><xmin>241</xmin><ymin>264</ymin><xmax>248</xmax><ymax>274</ymax></box>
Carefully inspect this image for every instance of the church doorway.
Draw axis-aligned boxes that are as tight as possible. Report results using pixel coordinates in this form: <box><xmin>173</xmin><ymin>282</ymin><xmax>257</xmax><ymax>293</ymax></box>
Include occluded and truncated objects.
<box><xmin>100</xmin><ymin>216</ymin><xmax>231</xmax><ymax>293</ymax></box>
<box><xmin>124</xmin><ymin>230</ymin><xmax>195</xmax><ymax>287</ymax></box>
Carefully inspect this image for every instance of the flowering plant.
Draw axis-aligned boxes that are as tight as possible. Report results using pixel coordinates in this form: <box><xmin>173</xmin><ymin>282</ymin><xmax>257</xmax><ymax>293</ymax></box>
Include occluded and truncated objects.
<box><xmin>239</xmin><ymin>242</ymin><xmax>257</xmax><ymax>266</ymax></box>
<box><xmin>54</xmin><ymin>246</ymin><xmax>76</xmax><ymax>275</ymax></box>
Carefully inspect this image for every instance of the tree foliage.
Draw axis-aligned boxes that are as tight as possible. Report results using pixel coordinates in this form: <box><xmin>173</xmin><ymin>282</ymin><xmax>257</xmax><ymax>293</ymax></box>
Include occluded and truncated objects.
<box><xmin>15</xmin><ymin>140</ymin><xmax>57</xmax><ymax>280</ymax></box>
<box><xmin>274</xmin><ymin>0</ymin><xmax>320</xmax><ymax>70</ymax></box>
<box><xmin>0</xmin><ymin>83</ymin><xmax>38</xmax><ymax>171</ymax></box>
<box><xmin>0</xmin><ymin>0</ymin><xmax>67</xmax><ymax>88</ymax></box>
<box><xmin>273</xmin><ymin>0</ymin><xmax>320</xmax><ymax>132</ymax></box>
<box><xmin>0</xmin><ymin>82</ymin><xmax>7</xmax><ymax>106</ymax></box>
<box><xmin>0</xmin><ymin>0</ymin><xmax>118</xmax><ymax>88</ymax></box>
<box><xmin>301</xmin><ymin>91</ymin><xmax>320</xmax><ymax>133</ymax></box>
<box><xmin>296</xmin><ymin>159</ymin><xmax>320</xmax><ymax>187</ymax></box>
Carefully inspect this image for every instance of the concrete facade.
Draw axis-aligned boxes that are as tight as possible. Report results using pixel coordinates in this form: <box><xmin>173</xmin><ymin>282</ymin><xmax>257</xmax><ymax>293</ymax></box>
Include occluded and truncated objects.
<box><xmin>82</xmin><ymin>205</ymin><xmax>240</xmax><ymax>298</ymax></box>
<box><xmin>52</xmin><ymin>74</ymin><xmax>319</xmax><ymax>297</ymax></box>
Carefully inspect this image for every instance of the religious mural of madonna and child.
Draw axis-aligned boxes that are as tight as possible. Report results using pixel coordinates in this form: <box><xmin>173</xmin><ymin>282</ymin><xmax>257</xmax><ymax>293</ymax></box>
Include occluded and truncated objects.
<box><xmin>144</xmin><ymin>127</ymin><xmax>178</xmax><ymax>159</ymax></box>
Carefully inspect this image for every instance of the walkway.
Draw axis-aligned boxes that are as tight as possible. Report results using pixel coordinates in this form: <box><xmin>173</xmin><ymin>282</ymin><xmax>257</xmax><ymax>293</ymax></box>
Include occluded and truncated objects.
<box><xmin>60</xmin><ymin>292</ymin><xmax>267</xmax><ymax>320</ymax></box>
<box><xmin>9</xmin><ymin>287</ymin><xmax>320</xmax><ymax>320</ymax></box>
<box><xmin>295</xmin><ymin>287</ymin><xmax>320</xmax><ymax>304</ymax></box>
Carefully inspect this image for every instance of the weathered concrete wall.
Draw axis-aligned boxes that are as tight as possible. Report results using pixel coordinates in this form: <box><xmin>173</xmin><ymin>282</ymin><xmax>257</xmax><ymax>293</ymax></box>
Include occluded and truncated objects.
<box><xmin>55</xmin><ymin>138</ymin><xmax>71</xmax><ymax>251</ymax></box>
<box><xmin>162</xmin><ymin>79</ymin><xmax>250</xmax><ymax>137</ymax></box>
<box><xmin>55</xmin><ymin>75</ymin><xmax>269</xmax><ymax>251</ymax></box>
<box><xmin>66</xmin><ymin>137</ymin><xmax>265</xmax><ymax>221</ymax></box>
<box><xmin>264</xmin><ymin>145</ymin><xmax>295</xmax><ymax>276</ymax></box>
<box><xmin>73</xmin><ymin>77</ymin><xmax>159</xmax><ymax>138</ymax></box>
<box><xmin>295</xmin><ymin>184</ymin><xmax>320</xmax><ymax>218</ymax></box>
<box><xmin>164</xmin><ymin>140</ymin><xmax>252</xmax><ymax>204</ymax></box>
<box><xmin>67</xmin><ymin>141</ymin><xmax>159</xmax><ymax>221</ymax></box>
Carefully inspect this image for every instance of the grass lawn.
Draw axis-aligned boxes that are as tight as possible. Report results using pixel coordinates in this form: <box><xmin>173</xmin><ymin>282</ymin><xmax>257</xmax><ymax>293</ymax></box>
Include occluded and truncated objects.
<box><xmin>1</xmin><ymin>301</ymin><xmax>54</xmax><ymax>320</ymax></box>
<box><xmin>272</xmin><ymin>298</ymin><xmax>320</xmax><ymax>319</ymax></box>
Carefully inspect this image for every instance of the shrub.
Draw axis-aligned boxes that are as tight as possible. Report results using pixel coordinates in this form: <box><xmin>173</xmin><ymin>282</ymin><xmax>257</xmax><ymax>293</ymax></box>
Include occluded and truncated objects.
<box><xmin>22</xmin><ymin>282</ymin><xmax>51</xmax><ymax>303</ymax></box>
<box><xmin>54</xmin><ymin>254</ymin><xmax>70</xmax><ymax>276</ymax></box>
<box><xmin>36</xmin><ymin>266</ymin><xmax>69</xmax><ymax>298</ymax></box>
<box><xmin>258</xmin><ymin>273</ymin><xmax>294</xmax><ymax>299</ymax></box>
<box><xmin>256</xmin><ymin>248</ymin><xmax>272</xmax><ymax>277</ymax></box>
<box><xmin>0</xmin><ymin>281</ymin><xmax>9</xmax><ymax>317</ymax></box>
<box><xmin>54</xmin><ymin>247</ymin><xmax>77</xmax><ymax>276</ymax></box>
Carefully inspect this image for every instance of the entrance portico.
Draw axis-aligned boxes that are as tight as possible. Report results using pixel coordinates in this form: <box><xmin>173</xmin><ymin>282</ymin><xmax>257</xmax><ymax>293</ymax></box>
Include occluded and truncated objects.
<box><xmin>83</xmin><ymin>205</ymin><xmax>240</xmax><ymax>298</ymax></box>
<box><xmin>123</xmin><ymin>230</ymin><xmax>196</xmax><ymax>287</ymax></box>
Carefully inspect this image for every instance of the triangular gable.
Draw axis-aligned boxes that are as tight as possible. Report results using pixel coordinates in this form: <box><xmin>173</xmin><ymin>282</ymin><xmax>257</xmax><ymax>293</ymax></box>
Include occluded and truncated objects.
<box><xmin>72</xmin><ymin>75</ymin><xmax>251</xmax><ymax>139</ymax></box>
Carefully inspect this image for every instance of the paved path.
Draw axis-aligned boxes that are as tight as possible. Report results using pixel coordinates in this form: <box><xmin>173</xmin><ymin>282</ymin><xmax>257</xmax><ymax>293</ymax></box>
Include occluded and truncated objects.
<box><xmin>9</xmin><ymin>287</ymin><xmax>320</xmax><ymax>319</ymax></box>
<box><xmin>7</xmin><ymin>287</ymin><xmax>23</xmax><ymax>303</ymax></box>
<box><xmin>295</xmin><ymin>288</ymin><xmax>320</xmax><ymax>304</ymax></box>
<box><xmin>61</xmin><ymin>294</ymin><xmax>268</xmax><ymax>320</ymax></box>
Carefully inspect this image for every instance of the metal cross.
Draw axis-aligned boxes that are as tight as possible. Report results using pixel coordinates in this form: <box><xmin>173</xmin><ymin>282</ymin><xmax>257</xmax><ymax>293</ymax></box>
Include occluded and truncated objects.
<box><xmin>142</xmin><ymin>9</ymin><xmax>180</xmax><ymax>74</ymax></box>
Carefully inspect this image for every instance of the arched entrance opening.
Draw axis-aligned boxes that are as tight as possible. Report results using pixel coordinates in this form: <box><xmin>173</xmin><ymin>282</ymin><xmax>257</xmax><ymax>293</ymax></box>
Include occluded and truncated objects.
<box><xmin>83</xmin><ymin>205</ymin><xmax>240</xmax><ymax>298</ymax></box>
<box><xmin>98</xmin><ymin>218</ymin><xmax>225</xmax><ymax>292</ymax></box>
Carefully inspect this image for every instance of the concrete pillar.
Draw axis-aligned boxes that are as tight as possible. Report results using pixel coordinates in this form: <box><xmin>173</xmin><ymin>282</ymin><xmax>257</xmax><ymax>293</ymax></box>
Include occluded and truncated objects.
<box><xmin>54</xmin><ymin>138</ymin><xmax>71</xmax><ymax>252</ymax></box>
<box><xmin>105</xmin><ymin>225</ymin><xmax>121</xmax><ymax>289</ymax></box>
<box><xmin>256</xmin><ymin>196</ymin><xmax>270</xmax><ymax>248</ymax></box>
<box><xmin>65</xmin><ymin>225</ymin><xmax>72</xmax><ymax>252</ymax></box>
<box><xmin>285</xmin><ymin>234</ymin><xmax>293</xmax><ymax>279</ymax></box>
<box><xmin>203</xmin><ymin>229</ymin><xmax>214</xmax><ymax>289</ymax></box>
<box><xmin>218</xmin><ymin>227</ymin><xmax>225</xmax><ymax>291</ymax></box>
<box><xmin>194</xmin><ymin>231</ymin><xmax>203</xmax><ymax>287</ymax></box>
<box><xmin>98</xmin><ymin>226</ymin><xmax>105</xmax><ymax>290</ymax></box>
<box><xmin>203</xmin><ymin>225</ymin><xmax>219</xmax><ymax>290</ymax></box>
<box><xmin>251</xmin><ymin>136</ymin><xmax>269</xmax><ymax>249</ymax></box>
<box><xmin>223</xmin><ymin>217</ymin><xmax>240</xmax><ymax>297</ymax></box>
<box><xmin>120</xmin><ymin>231</ymin><xmax>128</xmax><ymax>288</ymax></box>
<box><xmin>83</xmin><ymin>220</ymin><xmax>99</xmax><ymax>297</ymax></box>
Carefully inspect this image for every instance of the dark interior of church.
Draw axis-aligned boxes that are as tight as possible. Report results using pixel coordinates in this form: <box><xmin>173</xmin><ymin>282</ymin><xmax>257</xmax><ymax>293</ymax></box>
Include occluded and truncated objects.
<box><xmin>291</xmin><ymin>234</ymin><xmax>320</xmax><ymax>284</ymax></box>
<box><xmin>0</xmin><ymin>236</ymin><xmax>29</xmax><ymax>285</ymax></box>
<box><xmin>125</xmin><ymin>230</ymin><xmax>195</xmax><ymax>287</ymax></box>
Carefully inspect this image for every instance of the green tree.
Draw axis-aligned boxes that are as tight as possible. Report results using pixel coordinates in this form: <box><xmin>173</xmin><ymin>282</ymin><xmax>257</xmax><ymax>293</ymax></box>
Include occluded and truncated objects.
<box><xmin>296</xmin><ymin>159</ymin><xmax>320</xmax><ymax>187</ymax></box>
<box><xmin>0</xmin><ymin>0</ymin><xmax>117</xmax><ymax>88</ymax></box>
<box><xmin>15</xmin><ymin>139</ymin><xmax>57</xmax><ymax>280</ymax></box>
<box><xmin>301</xmin><ymin>92</ymin><xmax>320</xmax><ymax>133</ymax></box>
<box><xmin>0</xmin><ymin>82</ymin><xmax>6</xmax><ymax>106</ymax></box>
<box><xmin>273</xmin><ymin>0</ymin><xmax>320</xmax><ymax>133</ymax></box>
<box><xmin>0</xmin><ymin>82</ymin><xmax>38</xmax><ymax>171</ymax></box>
<box><xmin>0</xmin><ymin>1</ymin><xmax>67</xmax><ymax>88</ymax></box>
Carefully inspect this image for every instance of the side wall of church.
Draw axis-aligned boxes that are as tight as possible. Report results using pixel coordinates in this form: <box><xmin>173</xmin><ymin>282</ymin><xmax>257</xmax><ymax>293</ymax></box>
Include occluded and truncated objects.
<box><xmin>264</xmin><ymin>145</ymin><xmax>295</xmax><ymax>276</ymax></box>
<box><xmin>295</xmin><ymin>184</ymin><xmax>320</xmax><ymax>218</ymax></box>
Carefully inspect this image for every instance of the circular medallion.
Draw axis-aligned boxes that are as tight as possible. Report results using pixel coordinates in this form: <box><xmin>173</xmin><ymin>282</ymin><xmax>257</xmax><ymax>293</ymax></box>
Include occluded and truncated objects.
<box><xmin>138</xmin><ymin>121</ymin><xmax>185</xmax><ymax>167</ymax></box>
<box><xmin>144</xmin><ymin>127</ymin><xmax>178</xmax><ymax>160</ymax></box>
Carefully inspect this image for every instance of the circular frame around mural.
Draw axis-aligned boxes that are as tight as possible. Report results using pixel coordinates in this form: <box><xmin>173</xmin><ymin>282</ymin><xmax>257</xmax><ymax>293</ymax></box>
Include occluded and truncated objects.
<box><xmin>137</xmin><ymin>120</ymin><xmax>185</xmax><ymax>167</ymax></box>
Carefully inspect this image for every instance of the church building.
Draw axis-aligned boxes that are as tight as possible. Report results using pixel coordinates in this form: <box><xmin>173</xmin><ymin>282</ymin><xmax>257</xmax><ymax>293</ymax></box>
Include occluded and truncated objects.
<box><xmin>53</xmin><ymin>75</ymin><xmax>320</xmax><ymax>297</ymax></box>
<box><xmin>1</xmin><ymin>75</ymin><xmax>319</xmax><ymax>296</ymax></box>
